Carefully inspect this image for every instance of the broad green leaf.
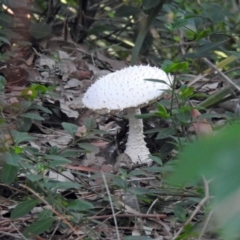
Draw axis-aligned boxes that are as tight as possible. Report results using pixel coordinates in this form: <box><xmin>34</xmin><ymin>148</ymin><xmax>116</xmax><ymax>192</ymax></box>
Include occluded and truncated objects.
<box><xmin>168</xmin><ymin>122</ymin><xmax>240</xmax><ymax>199</ymax></box>
<box><xmin>16</xmin><ymin>117</ymin><xmax>32</xmax><ymax>132</ymax></box>
<box><xmin>29</xmin><ymin>23</ymin><xmax>52</xmax><ymax>39</ymax></box>
<box><xmin>0</xmin><ymin>75</ymin><xmax>6</xmax><ymax>91</ymax></box>
<box><xmin>11</xmin><ymin>199</ymin><xmax>39</xmax><ymax>219</ymax></box>
<box><xmin>1</xmin><ymin>164</ymin><xmax>18</xmax><ymax>184</ymax></box>
<box><xmin>4</xmin><ymin>151</ymin><xmax>21</xmax><ymax>166</ymax></box>
<box><xmin>202</xmin><ymin>3</ymin><xmax>230</xmax><ymax>23</ymax></box>
<box><xmin>78</xmin><ymin>143</ymin><xmax>99</xmax><ymax>153</ymax></box>
<box><xmin>62</xmin><ymin>122</ymin><xmax>78</xmax><ymax>137</ymax></box>
<box><xmin>149</xmin><ymin>155</ymin><xmax>162</xmax><ymax>165</ymax></box>
<box><xmin>32</xmin><ymin>84</ymin><xmax>47</xmax><ymax>94</ymax></box>
<box><xmin>67</xmin><ymin>199</ymin><xmax>94</xmax><ymax>211</ymax></box>
<box><xmin>45</xmin><ymin>155</ymin><xmax>71</xmax><ymax>166</ymax></box>
<box><xmin>180</xmin><ymin>87</ymin><xmax>194</xmax><ymax>98</ymax></box>
<box><xmin>195</xmin><ymin>29</ymin><xmax>211</xmax><ymax>41</ymax></box>
<box><xmin>23</xmin><ymin>218</ymin><xmax>54</xmax><ymax>237</ymax></box>
<box><xmin>0</xmin><ymin>13</ymin><xmax>13</xmax><ymax>27</ymax></box>
<box><xmin>0</xmin><ymin>35</ymin><xmax>10</xmax><ymax>45</ymax></box>
<box><xmin>38</xmin><ymin>209</ymin><xmax>53</xmax><ymax>220</ymax></box>
<box><xmin>48</xmin><ymin>159</ymin><xmax>72</xmax><ymax>167</ymax></box>
<box><xmin>164</xmin><ymin>61</ymin><xmax>189</xmax><ymax>73</ymax></box>
<box><xmin>115</xmin><ymin>5</ymin><xmax>141</xmax><ymax>17</ymax></box>
<box><xmin>156</xmin><ymin>127</ymin><xmax>176</xmax><ymax>140</ymax></box>
<box><xmin>84</xmin><ymin>118</ymin><xmax>96</xmax><ymax>131</ymax></box>
<box><xmin>184</xmin><ymin>40</ymin><xmax>227</xmax><ymax>58</ymax></box>
<box><xmin>26</xmin><ymin>174</ymin><xmax>43</xmax><ymax>182</ymax></box>
<box><xmin>172</xmin><ymin>18</ymin><xmax>191</xmax><ymax>30</ymax></box>
<box><xmin>175</xmin><ymin>110</ymin><xmax>191</xmax><ymax>123</ymax></box>
<box><xmin>29</xmin><ymin>105</ymin><xmax>52</xmax><ymax>114</ymax></box>
<box><xmin>142</xmin><ymin>0</ymin><xmax>161</xmax><ymax>10</ymax></box>
<box><xmin>20</xmin><ymin>113</ymin><xmax>44</xmax><ymax>121</ymax></box>
<box><xmin>11</xmin><ymin>130</ymin><xmax>36</xmax><ymax>145</ymax></box>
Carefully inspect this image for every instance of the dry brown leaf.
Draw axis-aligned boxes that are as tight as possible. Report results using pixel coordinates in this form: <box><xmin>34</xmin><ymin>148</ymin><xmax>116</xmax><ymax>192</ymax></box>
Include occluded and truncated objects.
<box><xmin>96</xmin><ymin>51</ymin><xmax>128</xmax><ymax>70</ymax></box>
<box><xmin>91</xmin><ymin>140</ymin><xmax>109</xmax><ymax>148</ymax></box>
<box><xmin>191</xmin><ymin>109</ymin><xmax>213</xmax><ymax>137</ymax></box>
<box><xmin>75</xmin><ymin>125</ymin><xmax>87</xmax><ymax>137</ymax></box>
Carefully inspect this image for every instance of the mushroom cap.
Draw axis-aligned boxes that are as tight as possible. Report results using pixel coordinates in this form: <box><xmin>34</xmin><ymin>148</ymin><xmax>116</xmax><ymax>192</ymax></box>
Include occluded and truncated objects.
<box><xmin>82</xmin><ymin>65</ymin><xmax>172</xmax><ymax>111</ymax></box>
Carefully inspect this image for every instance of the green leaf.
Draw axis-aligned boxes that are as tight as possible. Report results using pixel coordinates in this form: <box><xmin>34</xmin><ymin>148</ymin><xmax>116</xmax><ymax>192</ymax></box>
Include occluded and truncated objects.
<box><xmin>0</xmin><ymin>75</ymin><xmax>6</xmax><ymax>91</ymax></box>
<box><xmin>156</xmin><ymin>103</ymin><xmax>170</xmax><ymax>118</ymax></box>
<box><xmin>29</xmin><ymin>105</ymin><xmax>52</xmax><ymax>114</ymax></box>
<box><xmin>195</xmin><ymin>29</ymin><xmax>211</xmax><ymax>41</ymax></box>
<box><xmin>180</xmin><ymin>87</ymin><xmax>194</xmax><ymax>98</ymax></box>
<box><xmin>202</xmin><ymin>3</ymin><xmax>230</xmax><ymax>23</ymax></box>
<box><xmin>38</xmin><ymin>209</ymin><xmax>53</xmax><ymax>220</ymax></box>
<box><xmin>84</xmin><ymin>118</ymin><xmax>96</xmax><ymax>131</ymax></box>
<box><xmin>32</xmin><ymin>84</ymin><xmax>47</xmax><ymax>94</ymax></box>
<box><xmin>78</xmin><ymin>143</ymin><xmax>99</xmax><ymax>153</ymax></box>
<box><xmin>62</xmin><ymin>122</ymin><xmax>78</xmax><ymax>137</ymax></box>
<box><xmin>0</xmin><ymin>13</ymin><xmax>13</xmax><ymax>27</ymax></box>
<box><xmin>0</xmin><ymin>35</ymin><xmax>10</xmax><ymax>45</ymax></box>
<box><xmin>16</xmin><ymin>117</ymin><xmax>32</xmax><ymax>132</ymax></box>
<box><xmin>149</xmin><ymin>155</ymin><xmax>162</xmax><ymax>165</ymax></box>
<box><xmin>184</xmin><ymin>40</ymin><xmax>226</xmax><ymax>58</ymax></box>
<box><xmin>48</xmin><ymin>159</ymin><xmax>72</xmax><ymax>167</ymax></box>
<box><xmin>29</xmin><ymin>23</ymin><xmax>52</xmax><ymax>39</ymax></box>
<box><xmin>67</xmin><ymin>199</ymin><xmax>94</xmax><ymax>211</ymax></box>
<box><xmin>23</xmin><ymin>218</ymin><xmax>54</xmax><ymax>238</ymax></box>
<box><xmin>26</xmin><ymin>174</ymin><xmax>43</xmax><ymax>182</ymax></box>
<box><xmin>156</xmin><ymin>127</ymin><xmax>176</xmax><ymax>140</ymax></box>
<box><xmin>115</xmin><ymin>5</ymin><xmax>141</xmax><ymax>17</ymax></box>
<box><xmin>175</xmin><ymin>110</ymin><xmax>191</xmax><ymax>123</ymax></box>
<box><xmin>144</xmin><ymin>78</ymin><xmax>170</xmax><ymax>85</ymax></box>
<box><xmin>11</xmin><ymin>130</ymin><xmax>36</xmax><ymax>145</ymax></box>
<box><xmin>142</xmin><ymin>0</ymin><xmax>161</xmax><ymax>10</ymax></box>
<box><xmin>11</xmin><ymin>199</ymin><xmax>39</xmax><ymax>219</ymax></box>
<box><xmin>163</xmin><ymin>61</ymin><xmax>189</xmax><ymax>73</ymax></box>
<box><xmin>45</xmin><ymin>155</ymin><xmax>71</xmax><ymax>166</ymax></box>
<box><xmin>20</xmin><ymin>113</ymin><xmax>44</xmax><ymax>121</ymax></box>
<box><xmin>4</xmin><ymin>151</ymin><xmax>21</xmax><ymax>166</ymax></box>
<box><xmin>1</xmin><ymin>164</ymin><xmax>18</xmax><ymax>184</ymax></box>
<box><xmin>168</xmin><ymin>122</ymin><xmax>240</xmax><ymax>198</ymax></box>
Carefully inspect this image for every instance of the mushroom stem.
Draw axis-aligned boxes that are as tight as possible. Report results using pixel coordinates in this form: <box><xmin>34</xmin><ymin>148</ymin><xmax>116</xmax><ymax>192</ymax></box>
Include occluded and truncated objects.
<box><xmin>125</xmin><ymin>108</ymin><xmax>152</xmax><ymax>165</ymax></box>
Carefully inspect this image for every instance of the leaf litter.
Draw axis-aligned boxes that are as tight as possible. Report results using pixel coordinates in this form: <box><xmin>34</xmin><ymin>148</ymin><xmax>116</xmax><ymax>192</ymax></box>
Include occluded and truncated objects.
<box><xmin>0</xmin><ymin>27</ymin><xmax>237</xmax><ymax>240</ymax></box>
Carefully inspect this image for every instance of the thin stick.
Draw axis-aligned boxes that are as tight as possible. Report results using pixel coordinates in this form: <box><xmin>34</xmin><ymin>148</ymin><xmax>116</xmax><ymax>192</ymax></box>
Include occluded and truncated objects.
<box><xmin>203</xmin><ymin>57</ymin><xmax>240</xmax><ymax>92</ymax></box>
<box><xmin>89</xmin><ymin>213</ymin><xmax>166</xmax><ymax>219</ymax></box>
<box><xmin>198</xmin><ymin>210</ymin><xmax>213</xmax><ymax>240</ymax></box>
<box><xmin>101</xmin><ymin>171</ymin><xmax>121</xmax><ymax>240</ymax></box>
<box><xmin>172</xmin><ymin>178</ymin><xmax>211</xmax><ymax>240</ymax></box>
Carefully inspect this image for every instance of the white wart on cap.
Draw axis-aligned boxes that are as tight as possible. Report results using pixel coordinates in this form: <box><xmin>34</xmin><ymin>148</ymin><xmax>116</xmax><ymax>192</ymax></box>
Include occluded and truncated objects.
<box><xmin>83</xmin><ymin>65</ymin><xmax>172</xmax><ymax>164</ymax></box>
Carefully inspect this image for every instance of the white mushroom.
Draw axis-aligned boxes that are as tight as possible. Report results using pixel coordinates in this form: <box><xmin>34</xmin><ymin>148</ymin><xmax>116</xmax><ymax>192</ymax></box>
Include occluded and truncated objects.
<box><xmin>82</xmin><ymin>65</ymin><xmax>172</xmax><ymax>165</ymax></box>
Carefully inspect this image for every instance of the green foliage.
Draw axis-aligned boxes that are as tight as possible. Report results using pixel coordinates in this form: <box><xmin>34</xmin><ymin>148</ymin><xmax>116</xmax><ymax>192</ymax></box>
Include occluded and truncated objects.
<box><xmin>168</xmin><ymin>122</ymin><xmax>240</xmax><ymax>239</ymax></box>
<box><xmin>11</xmin><ymin>199</ymin><xmax>39</xmax><ymax>219</ymax></box>
<box><xmin>23</xmin><ymin>218</ymin><xmax>55</xmax><ymax>238</ymax></box>
<box><xmin>1</xmin><ymin>0</ymin><xmax>240</xmax><ymax>238</ymax></box>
